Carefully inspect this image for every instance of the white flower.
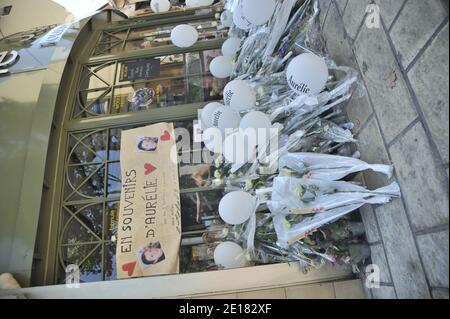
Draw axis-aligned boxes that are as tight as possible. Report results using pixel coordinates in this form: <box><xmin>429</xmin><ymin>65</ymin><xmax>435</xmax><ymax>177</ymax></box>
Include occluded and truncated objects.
<box><xmin>282</xmin><ymin>218</ymin><xmax>291</xmax><ymax>230</ymax></box>
<box><xmin>214</xmin><ymin>156</ymin><xmax>224</xmax><ymax>168</ymax></box>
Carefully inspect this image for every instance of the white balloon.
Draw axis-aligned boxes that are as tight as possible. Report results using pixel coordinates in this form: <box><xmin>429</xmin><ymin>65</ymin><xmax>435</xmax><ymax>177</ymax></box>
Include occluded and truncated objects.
<box><xmin>239</xmin><ymin>111</ymin><xmax>272</xmax><ymax>145</ymax></box>
<box><xmin>171</xmin><ymin>24</ymin><xmax>198</xmax><ymax>48</ymax></box>
<box><xmin>240</xmin><ymin>111</ymin><xmax>272</xmax><ymax>131</ymax></box>
<box><xmin>286</xmin><ymin>53</ymin><xmax>329</xmax><ymax>95</ymax></box>
<box><xmin>242</xmin><ymin>0</ymin><xmax>276</xmax><ymax>26</ymax></box>
<box><xmin>210</xmin><ymin>106</ymin><xmax>240</xmax><ymax>135</ymax></box>
<box><xmin>223</xmin><ymin>131</ymin><xmax>257</xmax><ymax>165</ymax></box>
<box><xmin>222</xmin><ymin>37</ymin><xmax>241</xmax><ymax>57</ymax></box>
<box><xmin>214</xmin><ymin>242</ymin><xmax>247</xmax><ymax>269</ymax></box>
<box><xmin>210</xmin><ymin>55</ymin><xmax>234</xmax><ymax>79</ymax></box>
<box><xmin>233</xmin><ymin>5</ymin><xmax>253</xmax><ymax>30</ymax></box>
<box><xmin>220</xmin><ymin>10</ymin><xmax>233</xmax><ymax>27</ymax></box>
<box><xmin>150</xmin><ymin>0</ymin><xmax>171</xmax><ymax>13</ymax></box>
<box><xmin>201</xmin><ymin>102</ymin><xmax>223</xmax><ymax>128</ymax></box>
<box><xmin>223</xmin><ymin>80</ymin><xmax>256</xmax><ymax>112</ymax></box>
<box><xmin>219</xmin><ymin>191</ymin><xmax>255</xmax><ymax>225</ymax></box>
<box><xmin>186</xmin><ymin>0</ymin><xmax>213</xmax><ymax>8</ymax></box>
<box><xmin>203</xmin><ymin>127</ymin><xmax>223</xmax><ymax>154</ymax></box>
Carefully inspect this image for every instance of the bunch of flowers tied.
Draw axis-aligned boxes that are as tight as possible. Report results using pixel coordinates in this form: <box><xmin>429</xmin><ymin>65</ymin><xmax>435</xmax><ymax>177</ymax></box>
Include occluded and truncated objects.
<box><xmin>208</xmin><ymin>0</ymin><xmax>401</xmax><ymax>272</ymax></box>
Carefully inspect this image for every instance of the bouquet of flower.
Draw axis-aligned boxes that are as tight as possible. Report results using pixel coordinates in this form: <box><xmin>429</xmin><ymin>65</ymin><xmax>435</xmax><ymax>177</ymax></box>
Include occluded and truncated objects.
<box><xmin>189</xmin><ymin>0</ymin><xmax>402</xmax><ymax>273</ymax></box>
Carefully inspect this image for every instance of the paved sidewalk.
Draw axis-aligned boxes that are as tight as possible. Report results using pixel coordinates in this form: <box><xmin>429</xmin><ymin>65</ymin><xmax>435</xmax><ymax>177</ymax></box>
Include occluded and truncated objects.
<box><xmin>319</xmin><ymin>0</ymin><xmax>449</xmax><ymax>299</ymax></box>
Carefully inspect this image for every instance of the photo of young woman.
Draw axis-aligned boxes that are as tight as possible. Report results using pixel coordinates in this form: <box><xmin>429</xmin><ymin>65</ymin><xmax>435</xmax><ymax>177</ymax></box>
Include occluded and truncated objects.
<box><xmin>137</xmin><ymin>242</ymin><xmax>166</xmax><ymax>268</ymax></box>
<box><xmin>136</xmin><ymin>136</ymin><xmax>159</xmax><ymax>152</ymax></box>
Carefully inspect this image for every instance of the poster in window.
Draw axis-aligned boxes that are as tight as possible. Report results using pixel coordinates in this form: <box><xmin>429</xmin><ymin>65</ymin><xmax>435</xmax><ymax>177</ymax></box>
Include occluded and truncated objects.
<box><xmin>119</xmin><ymin>58</ymin><xmax>161</xmax><ymax>82</ymax></box>
<box><xmin>116</xmin><ymin>123</ymin><xmax>181</xmax><ymax>279</ymax></box>
<box><xmin>113</xmin><ymin>94</ymin><xmax>130</xmax><ymax>113</ymax></box>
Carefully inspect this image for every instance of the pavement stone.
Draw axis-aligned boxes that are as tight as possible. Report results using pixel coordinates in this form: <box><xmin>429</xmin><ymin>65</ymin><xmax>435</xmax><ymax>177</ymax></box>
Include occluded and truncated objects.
<box><xmin>370</xmin><ymin>244</ymin><xmax>392</xmax><ymax>284</ymax></box>
<box><xmin>335</xmin><ymin>0</ymin><xmax>348</xmax><ymax>16</ymax></box>
<box><xmin>319</xmin><ymin>0</ymin><xmax>332</xmax><ymax>27</ymax></box>
<box><xmin>432</xmin><ymin>288</ymin><xmax>449</xmax><ymax>299</ymax></box>
<box><xmin>354</xmin><ymin>22</ymin><xmax>418</xmax><ymax>143</ymax></box>
<box><xmin>343</xmin><ymin>0</ymin><xmax>372</xmax><ymax>40</ymax></box>
<box><xmin>323</xmin><ymin>1</ymin><xmax>358</xmax><ymax>68</ymax></box>
<box><xmin>356</xmin><ymin>117</ymin><xmax>392</xmax><ymax>189</ymax></box>
<box><xmin>370</xmin><ymin>285</ymin><xmax>397</xmax><ymax>299</ymax></box>
<box><xmin>345</xmin><ymin>91</ymin><xmax>373</xmax><ymax>135</ymax></box>
<box><xmin>353</xmin><ymin>174</ymin><xmax>381</xmax><ymax>244</ymax></box>
<box><xmin>374</xmin><ymin>0</ymin><xmax>405</xmax><ymax>30</ymax></box>
<box><xmin>334</xmin><ymin>280</ymin><xmax>367</xmax><ymax>299</ymax></box>
<box><xmin>390</xmin><ymin>0</ymin><xmax>448</xmax><ymax>68</ymax></box>
<box><xmin>408</xmin><ymin>23</ymin><xmax>449</xmax><ymax>167</ymax></box>
<box><xmin>360</xmin><ymin>204</ymin><xmax>381</xmax><ymax>244</ymax></box>
<box><xmin>441</xmin><ymin>0</ymin><xmax>449</xmax><ymax>13</ymax></box>
<box><xmin>375</xmin><ymin>199</ymin><xmax>431</xmax><ymax>299</ymax></box>
<box><xmin>416</xmin><ymin>231</ymin><xmax>449</xmax><ymax>288</ymax></box>
<box><xmin>389</xmin><ymin>122</ymin><xmax>449</xmax><ymax>231</ymax></box>
<box><xmin>330</xmin><ymin>0</ymin><xmax>449</xmax><ymax>300</ymax></box>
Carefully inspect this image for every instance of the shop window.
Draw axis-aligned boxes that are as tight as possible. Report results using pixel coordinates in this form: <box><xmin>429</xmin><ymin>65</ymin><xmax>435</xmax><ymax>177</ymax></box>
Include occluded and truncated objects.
<box><xmin>58</xmin><ymin>120</ymin><xmax>226</xmax><ymax>282</ymax></box>
<box><xmin>73</xmin><ymin>50</ymin><xmax>227</xmax><ymax>118</ymax></box>
<box><xmin>38</xmin><ymin>7</ymin><xmax>233</xmax><ymax>285</ymax></box>
<box><xmin>180</xmin><ymin>189</ymin><xmax>225</xmax><ymax>229</ymax></box>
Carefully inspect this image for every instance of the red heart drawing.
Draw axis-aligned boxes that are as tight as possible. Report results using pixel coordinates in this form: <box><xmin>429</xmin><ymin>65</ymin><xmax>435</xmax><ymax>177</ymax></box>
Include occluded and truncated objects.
<box><xmin>144</xmin><ymin>163</ymin><xmax>157</xmax><ymax>175</ymax></box>
<box><xmin>122</xmin><ymin>261</ymin><xmax>136</xmax><ymax>277</ymax></box>
<box><xmin>160</xmin><ymin>130</ymin><xmax>171</xmax><ymax>142</ymax></box>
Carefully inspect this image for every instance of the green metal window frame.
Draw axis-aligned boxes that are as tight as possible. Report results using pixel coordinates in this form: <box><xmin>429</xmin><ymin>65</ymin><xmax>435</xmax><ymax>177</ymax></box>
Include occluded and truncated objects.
<box><xmin>32</xmin><ymin>7</ymin><xmax>228</xmax><ymax>286</ymax></box>
<box><xmin>91</xmin><ymin>10</ymin><xmax>223</xmax><ymax>57</ymax></box>
<box><xmin>74</xmin><ymin>46</ymin><xmax>226</xmax><ymax>118</ymax></box>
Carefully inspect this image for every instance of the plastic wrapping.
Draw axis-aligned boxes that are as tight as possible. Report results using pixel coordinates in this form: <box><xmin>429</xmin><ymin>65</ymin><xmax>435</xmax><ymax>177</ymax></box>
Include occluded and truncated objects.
<box><xmin>232</xmin><ymin>27</ymin><xmax>270</xmax><ymax>78</ymax></box>
<box><xmin>279</xmin><ymin>152</ymin><xmax>394</xmax><ymax>181</ymax></box>
<box><xmin>273</xmin><ymin>203</ymin><xmax>364</xmax><ymax>248</ymax></box>
<box><xmin>241</xmin><ymin>196</ymin><xmax>260</xmax><ymax>255</ymax></box>
<box><xmin>268</xmin><ymin>176</ymin><xmax>400</xmax><ymax>215</ymax></box>
<box><xmin>188</xmin><ymin>0</ymin><xmax>402</xmax><ymax>271</ymax></box>
<box><xmin>269</xmin><ymin>66</ymin><xmax>360</xmax><ymax>125</ymax></box>
<box><xmin>261</xmin><ymin>0</ymin><xmax>298</xmax><ymax>64</ymax></box>
<box><xmin>289</xmin><ymin>0</ymin><xmax>326</xmax><ymax>56</ymax></box>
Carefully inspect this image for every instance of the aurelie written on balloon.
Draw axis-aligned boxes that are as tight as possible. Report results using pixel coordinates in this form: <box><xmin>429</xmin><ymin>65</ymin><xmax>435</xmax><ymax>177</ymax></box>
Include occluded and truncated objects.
<box><xmin>286</xmin><ymin>53</ymin><xmax>329</xmax><ymax>95</ymax></box>
<box><xmin>200</xmin><ymin>102</ymin><xmax>223</xmax><ymax>128</ymax></box>
<box><xmin>223</xmin><ymin>79</ymin><xmax>256</xmax><ymax>112</ymax></box>
<box><xmin>170</xmin><ymin>24</ymin><xmax>198</xmax><ymax>48</ymax></box>
<box><xmin>210</xmin><ymin>105</ymin><xmax>241</xmax><ymax>135</ymax></box>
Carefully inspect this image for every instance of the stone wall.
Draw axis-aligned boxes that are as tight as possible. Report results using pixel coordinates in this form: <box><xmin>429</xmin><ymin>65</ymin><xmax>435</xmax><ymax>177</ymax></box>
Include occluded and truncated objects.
<box><xmin>319</xmin><ymin>0</ymin><xmax>449</xmax><ymax>299</ymax></box>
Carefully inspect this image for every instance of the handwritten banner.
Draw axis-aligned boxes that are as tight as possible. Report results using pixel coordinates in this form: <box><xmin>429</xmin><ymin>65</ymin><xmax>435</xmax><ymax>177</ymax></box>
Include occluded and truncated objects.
<box><xmin>116</xmin><ymin>123</ymin><xmax>181</xmax><ymax>279</ymax></box>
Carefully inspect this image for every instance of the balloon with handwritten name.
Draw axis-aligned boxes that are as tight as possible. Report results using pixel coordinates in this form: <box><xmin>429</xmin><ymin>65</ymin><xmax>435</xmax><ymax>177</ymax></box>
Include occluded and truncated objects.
<box><xmin>286</xmin><ymin>53</ymin><xmax>329</xmax><ymax>95</ymax></box>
